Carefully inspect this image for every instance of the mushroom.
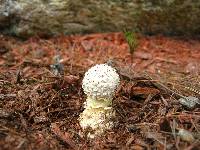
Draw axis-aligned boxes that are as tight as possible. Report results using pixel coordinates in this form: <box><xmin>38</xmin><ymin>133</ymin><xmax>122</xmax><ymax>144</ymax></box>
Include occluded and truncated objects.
<box><xmin>79</xmin><ymin>64</ymin><xmax>120</xmax><ymax>138</ymax></box>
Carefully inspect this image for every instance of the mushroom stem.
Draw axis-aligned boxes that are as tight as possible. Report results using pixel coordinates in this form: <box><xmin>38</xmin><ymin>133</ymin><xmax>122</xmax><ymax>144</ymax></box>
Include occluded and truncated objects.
<box><xmin>79</xmin><ymin>99</ymin><xmax>115</xmax><ymax>137</ymax></box>
<box><xmin>84</xmin><ymin>97</ymin><xmax>112</xmax><ymax>109</ymax></box>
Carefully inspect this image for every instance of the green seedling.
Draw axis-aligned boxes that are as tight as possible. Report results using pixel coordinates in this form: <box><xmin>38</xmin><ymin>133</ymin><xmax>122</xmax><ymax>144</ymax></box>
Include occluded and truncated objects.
<box><xmin>123</xmin><ymin>29</ymin><xmax>138</xmax><ymax>60</ymax></box>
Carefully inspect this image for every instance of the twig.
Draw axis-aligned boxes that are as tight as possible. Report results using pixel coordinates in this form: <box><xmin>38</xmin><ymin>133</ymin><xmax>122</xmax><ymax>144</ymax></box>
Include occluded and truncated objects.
<box><xmin>144</xmin><ymin>72</ymin><xmax>186</xmax><ymax>98</ymax></box>
<box><xmin>51</xmin><ymin>123</ymin><xmax>78</xmax><ymax>150</ymax></box>
<box><xmin>0</xmin><ymin>94</ymin><xmax>16</xmax><ymax>99</ymax></box>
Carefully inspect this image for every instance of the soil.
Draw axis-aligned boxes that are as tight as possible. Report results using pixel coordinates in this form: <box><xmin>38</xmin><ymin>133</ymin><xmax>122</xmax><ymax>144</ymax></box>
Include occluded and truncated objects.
<box><xmin>0</xmin><ymin>32</ymin><xmax>200</xmax><ymax>150</ymax></box>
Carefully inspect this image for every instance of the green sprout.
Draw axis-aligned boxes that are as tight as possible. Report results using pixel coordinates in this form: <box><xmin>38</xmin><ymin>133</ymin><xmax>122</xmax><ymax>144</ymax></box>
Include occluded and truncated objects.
<box><xmin>123</xmin><ymin>29</ymin><xmax>138</xmax><ymax>56</ymax></box>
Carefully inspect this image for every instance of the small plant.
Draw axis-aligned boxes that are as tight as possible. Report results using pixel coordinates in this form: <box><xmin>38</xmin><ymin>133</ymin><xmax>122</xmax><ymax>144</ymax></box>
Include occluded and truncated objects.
<box><xmin>79</xmin><ymin>64</ymin><xmax>120</xmax><ymax>138</ymax></box>
<box><xmin>123</xmin><ymin>29</ymin><xmax>138</xmax><ymax>60</ymax></box>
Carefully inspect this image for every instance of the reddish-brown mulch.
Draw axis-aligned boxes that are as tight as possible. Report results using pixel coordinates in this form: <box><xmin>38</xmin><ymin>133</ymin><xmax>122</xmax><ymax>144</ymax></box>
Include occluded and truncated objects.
<box><xmin>0</xmin><ymin>33</ymin><xmax>200</xmax><ymax>149</ymax></box>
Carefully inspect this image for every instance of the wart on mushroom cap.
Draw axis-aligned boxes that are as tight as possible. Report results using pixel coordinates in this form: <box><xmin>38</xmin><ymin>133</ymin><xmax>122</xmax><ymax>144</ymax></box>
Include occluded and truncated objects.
<box><xmin>79</xmin><ymin>64</ymin><xmax>120</xmax><ymax>138</ymax></box>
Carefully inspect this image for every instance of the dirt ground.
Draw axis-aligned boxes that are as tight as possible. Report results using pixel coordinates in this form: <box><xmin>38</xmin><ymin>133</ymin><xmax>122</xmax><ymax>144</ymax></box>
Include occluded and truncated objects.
<box><xmin>0</xmin><ymin>33</ymin><xmax>200</xmax><ymax>150</ymax></box>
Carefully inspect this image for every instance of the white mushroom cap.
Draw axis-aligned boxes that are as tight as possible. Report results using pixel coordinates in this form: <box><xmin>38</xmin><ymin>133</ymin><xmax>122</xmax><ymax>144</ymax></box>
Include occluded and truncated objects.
<box><xmin>82</xmin><ymin>64</ymin><xmax>120</xmax><ymax>100</ymax></box>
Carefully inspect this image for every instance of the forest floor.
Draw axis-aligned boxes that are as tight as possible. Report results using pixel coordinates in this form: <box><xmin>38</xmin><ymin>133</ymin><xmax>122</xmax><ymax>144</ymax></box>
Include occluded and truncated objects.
<box><xmin>0</xmin><ymin>32</ymin><xmax>200</xmax><ymax>150</ymax></box>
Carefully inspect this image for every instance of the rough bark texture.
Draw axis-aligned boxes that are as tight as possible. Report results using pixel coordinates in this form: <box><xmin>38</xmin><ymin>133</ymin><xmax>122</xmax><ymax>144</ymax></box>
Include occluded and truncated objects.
<box><xmin>0</xmin><ymin>0</ymin><xmax>200</xmax><ymax>38</ymax></box>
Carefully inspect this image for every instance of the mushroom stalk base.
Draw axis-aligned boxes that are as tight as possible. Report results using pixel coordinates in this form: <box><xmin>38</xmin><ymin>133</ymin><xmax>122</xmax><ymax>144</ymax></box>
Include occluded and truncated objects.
<box><xmin>79</xmin><ymin>98</ymin><xmax>115</xmax><ymax>138</ymax></box>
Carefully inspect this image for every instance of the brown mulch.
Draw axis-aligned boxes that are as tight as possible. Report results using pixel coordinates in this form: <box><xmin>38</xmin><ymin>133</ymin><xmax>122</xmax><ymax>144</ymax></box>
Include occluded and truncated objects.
<box><xmin>0</xmin><ymin>33</ymin><xmax>200</xmax><ymax>150</ymax></box>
